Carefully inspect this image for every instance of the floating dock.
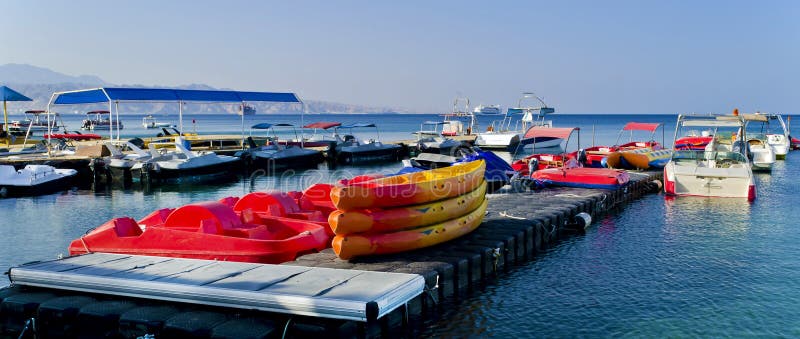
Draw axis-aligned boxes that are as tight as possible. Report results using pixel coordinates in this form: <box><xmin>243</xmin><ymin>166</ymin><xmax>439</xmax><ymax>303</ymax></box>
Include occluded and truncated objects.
<box><xmin>1</xmin><ymin>171</ymin><xmax>661</xmax><ymax>338</ymax></box>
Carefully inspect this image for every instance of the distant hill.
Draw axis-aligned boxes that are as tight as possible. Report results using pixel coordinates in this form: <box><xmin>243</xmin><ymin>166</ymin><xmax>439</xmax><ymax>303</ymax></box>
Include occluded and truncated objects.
<box><xmin>0</xmin><ymin>63</ymin><xmax>409</xmax><ymax>115</ymax></box>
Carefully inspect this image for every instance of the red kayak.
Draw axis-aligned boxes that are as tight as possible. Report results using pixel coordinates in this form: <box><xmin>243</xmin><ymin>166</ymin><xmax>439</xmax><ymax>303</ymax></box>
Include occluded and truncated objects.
<box><xmin>69</xmin><ymin>185</ymin><xmax>336</xmax><ymax>264</ymax></box>
<box><xmin>44</xmin><ymin>132</ymin><xmax>102</xmax><ymax>141</ymax></box>
<box><xmin>532</xmin><ymin>167</ymin><xmax>630</xmax><ymax>189</ymax></box>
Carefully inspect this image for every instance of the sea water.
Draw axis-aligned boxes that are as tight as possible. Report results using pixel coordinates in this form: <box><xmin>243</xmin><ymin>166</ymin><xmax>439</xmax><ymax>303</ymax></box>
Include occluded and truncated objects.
<box><xmin>1</xmin><ymin>113</ymin><xmax>798</xmax><ymax>336</ymax></box>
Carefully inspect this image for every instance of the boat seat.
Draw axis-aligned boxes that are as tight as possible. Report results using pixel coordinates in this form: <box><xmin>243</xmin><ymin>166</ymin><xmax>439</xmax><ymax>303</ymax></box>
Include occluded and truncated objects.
<box><xmin>198</xmin><ymin>219</ymin><xmax>224</xmax><ymax>235</ymax></box>
<box><xmin>113</xmin><ymin>218</ymin><xmax>143</xmax><ymax>237</ymax></box>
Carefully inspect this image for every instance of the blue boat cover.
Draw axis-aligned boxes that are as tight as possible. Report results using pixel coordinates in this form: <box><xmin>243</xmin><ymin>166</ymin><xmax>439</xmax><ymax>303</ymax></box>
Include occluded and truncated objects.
<box><xmin>52</xmin><ymin>87</ymin><xmax>300</xmax><ymax>105</ymax></box>
<box><xmin>251</xmin><ymin>123</ymin><xmax>294</xmax><ymax>129</ymax></box>
<box><xmin>0</xmin><ymin>86</ymin><xmax>33</xmax><ymax>101</ymax></box>
<box><xmin>339</xmin><ymin>123</ymin><xmax>376</xmax><ymax>128</ymax></box>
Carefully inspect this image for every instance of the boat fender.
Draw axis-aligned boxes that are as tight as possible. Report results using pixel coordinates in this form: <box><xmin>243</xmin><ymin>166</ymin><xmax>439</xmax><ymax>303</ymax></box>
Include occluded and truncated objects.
<box><xmin>648</xmin><ymin>179</ymin><xmax>663</xmax><ymax>193</ymax></box>
<box><xmin>565</xmin><ymin>212</ymin><xmax>592</xmax><ymax>231</ymax></box>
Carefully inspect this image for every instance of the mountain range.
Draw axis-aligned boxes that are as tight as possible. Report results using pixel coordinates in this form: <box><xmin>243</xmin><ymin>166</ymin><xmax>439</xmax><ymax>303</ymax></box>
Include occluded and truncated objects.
<box><xmin>0</xmin><ymin>63</ymin><xmax>410</xmax><ymax>115</ymax></box>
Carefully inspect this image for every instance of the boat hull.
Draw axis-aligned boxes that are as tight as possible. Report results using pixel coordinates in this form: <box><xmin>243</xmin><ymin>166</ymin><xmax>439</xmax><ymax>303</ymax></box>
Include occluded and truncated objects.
<box><xmin>531</xmin><ymin>167</ymin><xmax>630</xmax><ymax>189</ymax></box>
<box><xmin>474</xmin><ymin>132</ymin><xmax>520</xmax><ymax>150</ymax></box>
<box><xmin>336</xmin><ymin>145</ymin><xmax>405</xmax><ymax>165</ymax></box>
<box><xmin>663</xmin><ymin>161</ymin><xmax>755</xmax><ymax>200</ymax></box>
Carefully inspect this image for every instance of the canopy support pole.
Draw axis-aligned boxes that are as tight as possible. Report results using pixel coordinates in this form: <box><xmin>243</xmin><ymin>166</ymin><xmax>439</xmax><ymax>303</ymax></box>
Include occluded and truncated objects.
<box><xmin>115</xmin><ymin>101</ymin><xmax>121</xmax><ymax>141</ymax></box>
<box><xmin>240</xmin><ymin>102</ymin><xmax>245</xmax><ymax>149</ymax></box>
<box><xmin>108</xmin><ymin>101</ymin><xmax>113</xmax><ymax>140</ymax></box>
<box><xmin>179</xmin><ymin>101</ymin><xmax>183</xmax><ymax>135</ymax></box>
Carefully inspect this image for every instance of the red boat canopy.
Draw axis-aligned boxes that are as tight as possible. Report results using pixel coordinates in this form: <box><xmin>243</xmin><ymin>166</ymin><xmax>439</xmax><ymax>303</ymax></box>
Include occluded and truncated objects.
<box><xmin>523</xmin><ymin>127</ymin><xmax>578</xmax><ymax>139</ymax></box>
<box><xmin>622</xmin><ymin>122</ymin><xmax>661</xmax><ymax>132</ymax></box>
<box><xmin>303</xmin><ymin>122</ymin><xmax>341</xmax><ymax>129</ymax></box>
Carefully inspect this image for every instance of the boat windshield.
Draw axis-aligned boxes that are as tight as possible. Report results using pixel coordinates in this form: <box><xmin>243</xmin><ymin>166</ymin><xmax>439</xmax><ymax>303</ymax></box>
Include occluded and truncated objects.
<box><xmin>672</xmin><ymin>150</ymin><xmax>747</xmax><ymax>164</ymax></box>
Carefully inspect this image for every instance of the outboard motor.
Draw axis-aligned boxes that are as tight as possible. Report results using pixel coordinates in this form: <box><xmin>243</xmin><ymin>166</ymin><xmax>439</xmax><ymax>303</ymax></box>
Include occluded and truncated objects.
<box><xmin>527</xmin><ymin>158</ymin><xmax>539</xmax><ymax>176</ymax></box>
<box><xmin>576</xmin><ymin>149</ymin><xmax>587</xmax><ymax>166</ymax></box>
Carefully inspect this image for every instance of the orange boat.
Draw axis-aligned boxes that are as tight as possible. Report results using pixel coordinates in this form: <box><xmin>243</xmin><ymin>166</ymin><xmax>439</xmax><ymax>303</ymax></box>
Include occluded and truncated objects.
<box><xmin>330</xmin><ymin>160</ymin><xmax>485</xmax><ymax>210</ymax></box>
<box><xmin>69</xmin><ymin>188</ymin><xmax>334</xmax><ymax>264</ymax></box>
<box><xmin>332</xmin><ymin>199</ymin><xmax>488</xmax><ymax>260</ymax></box>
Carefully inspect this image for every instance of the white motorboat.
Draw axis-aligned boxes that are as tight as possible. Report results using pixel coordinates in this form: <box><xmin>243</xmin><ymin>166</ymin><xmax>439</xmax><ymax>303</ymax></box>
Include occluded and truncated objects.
<box><xmin>142</xmin><ymin>115</ymin><xmax>173</xmax><ymax>129</ymax></box>
<box><xmin>81</xmin><ymin>110</ymin><xmax>123</xmax><ymax>130</ymax></box>
<box><xmin>0</xmin><ymin>164</ymin><xmax>77</xmax><ymax>198</ymax></box>
<box><xmin>105</xmin><ymin>141</ymin><xmax>154</xmax><ymax>183</ymax></box>
<box><xmin>755</xmin><ymin>113</ymin><xmax>790</xmax><ymax>160</ymax></box>
<box><xmin>332</xmin><ymin>123</ymin><xmax>404</xmax><ymax>165</ymax></box>
<box><xmin>742</xmin><ymin>113</ymin><xmax>776</xmax><ymax>171</ymax></box>
<box><xmin>663</xmin><ymin>114</ymin><xmax>756</xmax><ymax>201</ymax></box>
<box><xmin>234</xmin><ymin>123</ymin><xmax>324</xmax><ymax>171</ymax></box>
<box><xmin>8</xmin><ymin>110</ymin><xmax>63</xmax><ymax>135</ymax></box>
<box><xmin>472</xmin><ymin>104</ymin><xmax>502</xmax><ymax>115</ymax></box>
<box><xmin>130</xmin><ymin>137</ymin><xmax>240</xmax><ymax>183</ymax></box>
<box><xmin>477</xmin><ymin>92</ymin><xmax>555</xmax><ymax>150</ymax></box>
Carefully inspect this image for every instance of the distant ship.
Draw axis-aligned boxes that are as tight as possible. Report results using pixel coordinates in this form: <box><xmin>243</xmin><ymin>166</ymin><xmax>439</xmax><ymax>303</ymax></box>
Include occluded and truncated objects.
<box><xmin>238</xmin><ymin>104</ymin><xmax>256</xmax><ymax>115</ymax></box>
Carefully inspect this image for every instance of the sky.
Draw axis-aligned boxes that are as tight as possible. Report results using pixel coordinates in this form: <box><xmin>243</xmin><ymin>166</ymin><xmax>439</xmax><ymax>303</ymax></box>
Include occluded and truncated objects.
<box><xmin>1</xmin><ymin>1</ymin><xmax>799</xmax><ymax>114</ymax></box>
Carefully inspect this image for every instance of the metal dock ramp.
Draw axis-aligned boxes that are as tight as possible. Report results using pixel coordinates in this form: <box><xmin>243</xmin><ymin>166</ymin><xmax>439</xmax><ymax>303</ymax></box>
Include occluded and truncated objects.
<box><xmin>8</xmin><ymin>253</ymin><xmax>424</xmax><ymax>322</ymax></box>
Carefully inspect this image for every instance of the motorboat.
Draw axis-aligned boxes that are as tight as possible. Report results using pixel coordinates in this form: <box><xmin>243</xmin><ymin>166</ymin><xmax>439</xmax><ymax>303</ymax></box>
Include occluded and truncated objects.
<box><xmin>472</xmin><ymin>104</ymin><xmax>503</xmax><ymax>115</ymax></box>
<box><xmin>130</xmin><ymin>137</ymin><xmax>241</xmax><ymax>183</ymax></box>
<box><xmin>81</xmin><ymin>110</ymin><xmax>123</xmax><ymax>130</ymax></box>
<box><xmin>0</xmin><ymin>164</ymin><xmax>77</xmax><ymax>198</ymax></box>
<box><xmin>142</xmin><ymin>115</ymin><xmax>173</xmax><ymax>129</ymax></box>
<box><xmin>413</xmin><ymin>121</ymin><xmax>465</xmax><ymax>155</ymax></box>
<box><xmin>439</xmin><ymin>96</ymin><xmax>475</xmax><ymax>136</ymax></box>
<box><xmin>511</xmin><ymin>127</ymin><xmax>581</xmax><ymax>175</ymax></box>
<box><xmin>477</xmin><ymin>92</ymin><xmax>555</xmax><ymax>150</ymax></box>
<box><xmin>105</xmin><ymin>141</ymin><xmax>154</xmax><ymax>183</ymax></box>
<box><xmin>742</xmin><ymin>113</ymin><xmax>776</xmax><ymax>171</ymax></box>
<box><xmin>331</xmin><ymin>123</ymin><xmax>404</xmax><ymax>165</ymax></box>
<box><xmin>531</xmin><ymin>167</ymin><xmax>630</xmax><ymax>189</ymax></box>
<box><xmin>234</xmin><ymin>123</ymin><xmax>324</xmax><ymax>171</ymax></box>
<box><xmin>8</xmin><ymin>110</ymin><xmax>63</xmax><ymax>135</ymax></box>
<box><xmin>663</xmin><ymin>114</ymin><xmax>756</xmax><ymax>200</ymax></box>
<box><xmin>297</xmin><ymin>121</ymin><xmax>342</xmax><ymax>147</ymax></box>
<box><xmin>744</xmin><ymin>113</ymin><xmax>790</xmax><ymax>160</ymax></box>
<box><xmin>68</xmin><ymin>188</ymin><xmax>333</xmax><ymax>264</ymax></box>
<box><xmin>602</xmin><ymin>122</ymin><xmax>670</xmax><ymax>170</ymax></box>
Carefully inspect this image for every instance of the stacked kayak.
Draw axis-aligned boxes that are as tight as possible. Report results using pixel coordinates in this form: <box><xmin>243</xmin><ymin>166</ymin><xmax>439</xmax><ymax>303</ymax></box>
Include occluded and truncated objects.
<box><xmin>68</xmin><ymin>187</ymin><xmax>333</xmax><ymax>264</ymax></box>
<box><xmin>532</xmin><ymin>167</ymin><xmax>630</xmax><ymax>189</ymax></box>
<box><xmin>329</xmin><ymin>160</ymin><xmax>487</xmax><ymax>260</ymax></box>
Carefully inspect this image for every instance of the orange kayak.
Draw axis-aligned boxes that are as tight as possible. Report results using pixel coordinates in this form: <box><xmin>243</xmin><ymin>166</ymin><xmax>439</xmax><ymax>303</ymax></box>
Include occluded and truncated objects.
<box><xmin>328</xmin><ymin>180</ymin><xmax>486</xmax><ymax>235</ymax></box>
<box><xmin>330</xmin><ymin>160</ymin><xmax>485</xmax><ymax>210</ymax></box>
<box><xmin>332</xmin><ymin>199</ymin><xmax>487</xmax><ymax>260</ymax></box>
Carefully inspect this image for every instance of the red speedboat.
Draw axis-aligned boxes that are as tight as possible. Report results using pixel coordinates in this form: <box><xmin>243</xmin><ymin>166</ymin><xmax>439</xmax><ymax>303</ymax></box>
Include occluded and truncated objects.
<box><xmin>43</xmin><ymin>132</ymin><xmax>102</xmax><ymax>141</ymax></box>
<box><xmin>68</xmin><ymin>185</ymin><xmax>335</xmax><ymax>264</ymax></box>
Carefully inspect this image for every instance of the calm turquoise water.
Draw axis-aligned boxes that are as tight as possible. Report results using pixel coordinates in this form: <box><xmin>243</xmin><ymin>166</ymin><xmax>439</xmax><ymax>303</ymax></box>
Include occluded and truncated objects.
<box><xmin>1</xmin><ymin>113</ymin><xmax>798</xmax><ymax>336</ymax></box>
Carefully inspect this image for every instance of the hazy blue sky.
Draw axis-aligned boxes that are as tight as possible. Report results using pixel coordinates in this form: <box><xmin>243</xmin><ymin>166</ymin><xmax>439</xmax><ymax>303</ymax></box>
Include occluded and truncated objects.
<box><xmin>1</xmin><ymin>1</ymin><xmax>798</xmax><ymax>113</ymax></box>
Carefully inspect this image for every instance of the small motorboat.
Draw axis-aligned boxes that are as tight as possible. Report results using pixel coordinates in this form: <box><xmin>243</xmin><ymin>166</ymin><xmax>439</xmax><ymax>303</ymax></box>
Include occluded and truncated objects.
<box><xmin>413</xmin><ymin>121</ymin><xmax>465</xmax><ymax>155</ymax></box>
<box><xmin>511</xmin><ymin>127</ymin><xmax>581</xmax><ymax>175</ymax></box>
<box><xmin>68</xmin><ymin>188</ymin><xmax>333</xmax><ymax>264</ymax></box>
<box><xmin>664</xmin><ymin>114</ymin><xmax>756</xmax><ymax>200</ymax></box>
<box><xmin>235</xmin><ymin>123</ymin><xmax>324</xmax><ymax>171</ymax></box>
<box><xmin>81</xmin><ymin>110</ymin><xmax>123</xmax><ymax>130</ymax></box>
<box><xmin>142</xmin><ymin>115</ymin><xmax>173</xmax><ymax>129</ymax></box>
<box><xmin>0</xmin><ymin>164</ymin><xmax>77</xmax><ymax>198</ymax></box>
<box><xmin>332</xmin><ymin>123</ymin><xmax>404</xmax><ymax>165</ymax></box>
<box><xmin>130</xmin><ymin>137</ymin><xmax>241</xmax><ymax>183</ymax></box>
<box><xmin>296</xmin><ymin>121</ymin><xmax>342</xmax><ymax>147</ymax></box>
<box><xmin>477</xmin><ymin>92</ymin><xmax>554</xmax><ymax>150</ymax></box>
<box><xmin>7</xmin><ymin>110</ymin><xmax>63</xmax><ymax>135</ymax></box>
<box><xmin>743</xmin><ymin>112</ymin><xmax>789</xmax><ymax>160</ymax></box>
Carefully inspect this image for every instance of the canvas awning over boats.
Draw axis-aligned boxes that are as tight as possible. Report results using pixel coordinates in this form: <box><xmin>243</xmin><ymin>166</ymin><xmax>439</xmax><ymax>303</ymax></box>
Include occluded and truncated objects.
<box><xmin>622</xmin><ymin>122</ymin><xmax>661</xmax><ymax>132</ymax></box>
<box><xmin>522</xmin><ymin>127</ymin><xmax>578</xmax><ymax>140</ymax></box>
<box><xmin>48</xmin><ymin>87</ymin><xmax>302</xmax><ymax>141</ymax></box>
<box><xmin>304</xmin><ymin>122</ymin><xmax>341</xmax><ymax>129</ymax></box>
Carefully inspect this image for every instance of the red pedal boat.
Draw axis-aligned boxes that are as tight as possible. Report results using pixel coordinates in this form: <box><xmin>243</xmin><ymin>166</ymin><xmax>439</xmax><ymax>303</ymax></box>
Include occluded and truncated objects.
<box><xmin>531</xmin><ymin>167</ymin><xmax>630</xmax><ymax>189</ymax></box>
<box><xmin>68</xmin><ymin>185</ymin><xmax>335</xmax><ymax>264</ymax></box>
<box><xmin>44</xmin><ymin>132</ymin><xmax>102</xmax><ymax>141</ymax></box>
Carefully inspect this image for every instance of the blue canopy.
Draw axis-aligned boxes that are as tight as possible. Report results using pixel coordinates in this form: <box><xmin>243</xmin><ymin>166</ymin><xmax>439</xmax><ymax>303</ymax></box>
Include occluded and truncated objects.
<box><xmin>52</xmin><ymin>87</ymin><xmax>300</xmax><ymax>105</ymax></box>
<box><xmin>340</xmin><ymin>123</ymin><xmax>376</xmax><ymax>128</ymax></box>
<box><xmin>251</xmin><ymin>123</ymin><xmax>294</xmax><ymax>129</ymax></box>
<box><xmin>0</xmin><ymin>86</ymin><xmax>33</xmax><ymax>102</ymax></box>
<box><xmin>423</xmin><ymin>121</ymin><xmax>446</xmax><ymax>125</ymax></box>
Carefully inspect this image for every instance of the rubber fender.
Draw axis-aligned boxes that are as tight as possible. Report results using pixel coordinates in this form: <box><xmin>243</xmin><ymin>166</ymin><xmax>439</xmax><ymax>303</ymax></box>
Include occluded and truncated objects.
<box><xmin>163</xmin><ymin>201</ymin><xmax>241</xmax><ymax>230</ymax></box>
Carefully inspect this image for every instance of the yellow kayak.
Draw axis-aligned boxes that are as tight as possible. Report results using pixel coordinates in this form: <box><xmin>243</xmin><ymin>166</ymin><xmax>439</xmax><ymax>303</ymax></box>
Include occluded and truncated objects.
<box><xmin>332</xmin><ymin>199</ymin><xmax>487</xmax><ymax>260</ymax></box>
<box><xmin>330</xmin><ymin>160</ymin><xmax>485</xmax><ymax>210</ymax></box>
<box><xmin>328</xmin><ymin>180</ymin><xmax>487</xmax><ymax>235</ymax></box>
